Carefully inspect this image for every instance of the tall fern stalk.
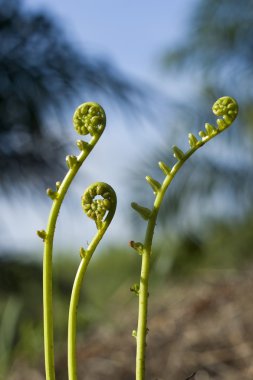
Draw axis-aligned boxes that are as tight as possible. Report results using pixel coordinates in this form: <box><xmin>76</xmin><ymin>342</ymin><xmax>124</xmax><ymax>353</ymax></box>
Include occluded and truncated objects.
<box><xmin>131</xmin><ymin>97</ymin><xmax>238</xmax><ymax>380</ymax></box>
<box><xmin>68</xmin><ymin>182</ymin><xmax>117</xmax><ymax>380</ymax></box>
<box><xmin>37</xmin><ymin>102</ymin><xmax>107</xmax><ymax>380</ymax></box>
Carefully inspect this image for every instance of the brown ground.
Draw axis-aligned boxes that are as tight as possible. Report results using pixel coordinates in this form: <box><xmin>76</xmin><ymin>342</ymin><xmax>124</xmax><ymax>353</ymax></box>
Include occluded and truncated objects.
<box><xmin>8</xmin><ymin>269</ymin><xmax>253</xmax><ymax>380</ymax></box>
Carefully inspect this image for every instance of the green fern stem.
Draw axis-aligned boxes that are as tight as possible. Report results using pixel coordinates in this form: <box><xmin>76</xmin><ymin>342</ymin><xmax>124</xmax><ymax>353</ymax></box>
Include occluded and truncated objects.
<box><xmin>134</xmin><ymin>96</ymin><xmax>238</xmax><ymax>380</ymax></box>
<box><xmin>68</xmin><ymin>182</ymin><xmax>117</xmax><ymax>380</ymax></box>
<box><xmin>40</xmin><ymin>102</ymin><xmax>106</xmax><ymax>380</ymax></box>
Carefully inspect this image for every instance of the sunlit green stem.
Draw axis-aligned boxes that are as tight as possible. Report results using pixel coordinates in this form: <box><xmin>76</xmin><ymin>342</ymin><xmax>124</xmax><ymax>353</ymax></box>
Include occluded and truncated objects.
<box><xmin>68</xmin><ymin>226</ymin><xmax>109</xmax><ymax>380</ymax></box>
<box><xmin>136</xmin><ymin>164</ymin><xmax>183</xmax><ymax>379</ymax></box>
<box><xmin>136</xmin><ymin>155</ymin><xmax>195</xmax><ymax>378</ymax></box>
<box><xmin>43</xmin><ymin>135</ymin><xmax>99</xmax><ymax>380</ymax></box>
<box><xmin>68</xmin><ymin>183</ymin><xmax>116</xmax><ymax>380</ymax></box>
<box><xmin>135</xmin><ymin>96</ymin><xmax>238</xmax><ymax>380</ymax></box>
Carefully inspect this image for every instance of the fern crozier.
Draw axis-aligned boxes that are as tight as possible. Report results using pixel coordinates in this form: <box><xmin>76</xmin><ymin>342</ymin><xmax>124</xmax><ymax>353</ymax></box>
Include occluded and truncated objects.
<box><xmin>82</xmin><ymin>182</ymin><xmax>116</xmax><ymax>229</ymax></box>
<box><xmin>73</xmin><ymin>102</ymin><xmax>106</xmax><ymax>137</ymax></box>
<box><xmin>212</xmin><ymin>96</ymin><xmax>238</xmax><ymax>129</ymax></box>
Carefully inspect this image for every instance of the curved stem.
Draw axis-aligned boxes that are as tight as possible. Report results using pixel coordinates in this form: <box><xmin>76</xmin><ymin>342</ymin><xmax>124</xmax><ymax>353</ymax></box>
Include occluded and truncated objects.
<box><xmin>136</xmin><ymin>149</ymin><xmax>208</xmax><ymax>379</ymax></box>
<box><xmin>68</xmin><ymin>228</ymin><xmax>106</xmax><ymax>380</ymax></box>
<box><xmin>67</xmin><ymin>258</ymin><xmax>90</xmax><ymax>380</ymax></box>
<box><xmin>43</xmin><ymin>135</ymin><xmax>99</xmax><ymax>380</ymax></box>
<box><xmin>135</xmin><ymin>96</ymin><xmax>239</xmax><ymax>380</ymax></box>
<box><xmin>68</xmin><ymin>193</ymin><xmax>116</xmax><ymax>380</ymax></box>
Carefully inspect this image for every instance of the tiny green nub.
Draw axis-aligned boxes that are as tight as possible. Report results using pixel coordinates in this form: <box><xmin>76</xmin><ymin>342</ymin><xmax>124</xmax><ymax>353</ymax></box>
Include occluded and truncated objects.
<box><xmin>37</xmin><ymin>229</ymin><xmax>47</xmax><ymax>241</ymax></box>
<box><xmin>66</xmin><ymin>155</ymin><xmax>78</xmax><ymax>169</ymax></box>
<box><xmin>46</xmin><ymin>188</ymin><xmax>57</xmax><ymax>200</ymax></box>
<box><xmin>216</xmin><ymin>118</ymin><xmax>227</xmax><ymax>130</ymax></box>
<box><xmin>131</xmin><ymin>202</ymin><xmax>152</xmax><ymax>221</ymax></box>
<box><xmin>129</xmin><ymin>241</ymin><xmax>144</xmax><ymax>255</ymax></box>
<box><xmin>130</xmin><ymin>283</ymin><xmax>140</xmax><ymax>296</ymax></box>
<box><xmin>205</xmin><ymin>123</ymin><xmax>216</xmax><ymax>136</ymax></box>
<box><xmin>172</xmin><ymin>145</ymin><xmax>184</xmax><ymax>160</ymax></box>
<box><xmin>73</xmin><ymin>102</ymin><xmax>106</xmax><ymax>137</ymax></box>
<box><xmin>145</xmin><ymin>176</ymin><xmax>161</xmax><ymax>194</ymax></box>
<box><xmin>158</xmin><ymin>161</ymin><xmax>171</xmax><ymax>175</ymax></box>
<box><xmin>79</xmin><ymin>247</ymin><xmax>87</xmax><ymax>258</ymax></box>
<box><xmin>76</xmin><ymin>140</ymin><xmax>90</xmax><ymax>151</ymax></box>
<box><xmin>199</xmin><ymin>130</ymin><xmax>207</xmax><ymax>139</ymax></box>
<box><xmin>188</xmin><ymin>133</ymin><xmax>198</xmax><ymax>148</ymax></box>
<box><xmin>55</xmin><ymin>181</ymin><xmax>61</xmax><ymax>190</ymax></box>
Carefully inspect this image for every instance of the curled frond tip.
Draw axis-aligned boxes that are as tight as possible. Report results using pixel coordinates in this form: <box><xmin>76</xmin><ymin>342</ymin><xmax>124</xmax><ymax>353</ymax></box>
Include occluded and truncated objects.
<box><xmin>212</xmin><ymin>96</ymin><xmax>238</xmax><ymax>129</ymax></box>
<box><xmin>81</xmin><ymin>182</ymin><xmax>116</xmax><ymax>229</ymax></box>
<box><xmin>73</xmin><ymin>102</ymin><xmax>106</xmax><ymax>137</ymax></box>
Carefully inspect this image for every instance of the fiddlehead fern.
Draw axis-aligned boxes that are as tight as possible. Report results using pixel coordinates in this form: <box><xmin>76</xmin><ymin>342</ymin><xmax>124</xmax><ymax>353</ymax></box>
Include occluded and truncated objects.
<box><xmin>37</xmin><ymin>102</ymin><xmax>106</xmax><ymax>380</ymax></box>
<box><xmin>212</xmin><ymin>96</ymin><xmax>238</xmax><ymax>128</ymax></box>
<box><xmin>68</xmin><ymin>182</ymin><xmax>117</xmax><ymax>380</ymax></box>
<box><xmin>131</xmin><ymin>96</ymin><xmax>238</xmax><ymax>380</ymax></box>
<box><xmin>73</xmin><ymin>102</ymin><xmax>106</xmax><ymax>136</ymax></box>
<box><xmin>82</xmin><ymin>182</ymin><xmax>116</xmax><ymax>229</ymax></box>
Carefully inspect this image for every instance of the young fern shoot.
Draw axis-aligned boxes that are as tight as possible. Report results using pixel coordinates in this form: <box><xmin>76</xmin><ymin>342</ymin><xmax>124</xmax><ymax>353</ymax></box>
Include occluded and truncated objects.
<box><xmin>130</xmin><ymin>96</ymin><xmax>238</xmax><ymax>380</ymax></box>
<box><xmin>68</xmin><ymin>182</ymin><xmax>117</xmax><ymax>380</ymax></box>
<box><xmin>37</xmin><ymin>102</ymin><xmax>106</xmax><ymax>380</ymax></box>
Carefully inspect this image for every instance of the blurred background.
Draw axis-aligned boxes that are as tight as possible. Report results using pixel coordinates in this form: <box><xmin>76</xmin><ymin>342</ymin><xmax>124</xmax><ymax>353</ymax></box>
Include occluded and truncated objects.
<box><xmin>1</xmin><ymin>0</ymin><xmax>253</xmax><ymax>379</ymax></box>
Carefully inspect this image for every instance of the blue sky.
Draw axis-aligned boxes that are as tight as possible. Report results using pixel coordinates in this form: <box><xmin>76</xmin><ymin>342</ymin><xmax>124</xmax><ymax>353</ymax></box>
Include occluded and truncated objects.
<box><xmin>23</xmin><ymin>0</ymin><xmax>198</xmax><ymax>86</ymax></box>
<box><xmin>3</xmin><ymin>0</ymin><xmax>200</xmax><ymax>255</ymax></box>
